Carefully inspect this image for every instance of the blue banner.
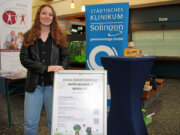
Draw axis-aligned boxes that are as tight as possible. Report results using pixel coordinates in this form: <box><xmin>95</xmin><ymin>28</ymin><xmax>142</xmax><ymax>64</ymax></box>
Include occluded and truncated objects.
<box><xmin>86</xmin><ymin>3</ymin><xmax>129</xmax><ymax>70</ymax></box>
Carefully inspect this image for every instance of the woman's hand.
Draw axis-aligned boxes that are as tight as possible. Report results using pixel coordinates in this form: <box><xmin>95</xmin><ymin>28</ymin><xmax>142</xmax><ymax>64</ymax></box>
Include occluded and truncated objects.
<box><xmin>48</xmin><ymin>65</ymin><xmax>64</xmax><ymax>72</ymax></box>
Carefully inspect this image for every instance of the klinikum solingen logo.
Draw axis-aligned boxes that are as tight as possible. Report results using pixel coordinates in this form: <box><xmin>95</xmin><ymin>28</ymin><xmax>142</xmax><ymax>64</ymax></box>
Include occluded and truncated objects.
<box><xmin>87</xmin><ymin>45</ymin><xmax>118</xmax><ymax>70</ymax></box>
<box><xmin>2</xmin><ymin>10</ymin><xmax>26</xmax><ymax>25</ymax></box>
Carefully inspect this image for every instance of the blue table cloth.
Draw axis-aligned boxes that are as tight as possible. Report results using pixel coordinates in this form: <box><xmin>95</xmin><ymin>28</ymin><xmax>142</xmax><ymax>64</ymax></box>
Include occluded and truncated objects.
<box><xmin>101</xmin><ymin>56</ymin><xmax>155</xmax><ymax>135</ymax></box>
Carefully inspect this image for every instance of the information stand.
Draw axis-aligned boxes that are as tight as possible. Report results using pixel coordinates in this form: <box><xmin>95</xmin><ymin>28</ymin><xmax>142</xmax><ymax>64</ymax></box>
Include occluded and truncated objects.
<box><xmin>51</xmin><ymin>70</ymin><xmax>107</xmax><ymax>135</ymax></box>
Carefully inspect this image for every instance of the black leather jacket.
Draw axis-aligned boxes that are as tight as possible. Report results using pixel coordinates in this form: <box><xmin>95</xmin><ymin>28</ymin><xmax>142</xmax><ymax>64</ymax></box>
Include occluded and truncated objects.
<box><xmin>20</xmin><ymin>40</ymin><xmax>70</xmax><ymax>92</ymax></box>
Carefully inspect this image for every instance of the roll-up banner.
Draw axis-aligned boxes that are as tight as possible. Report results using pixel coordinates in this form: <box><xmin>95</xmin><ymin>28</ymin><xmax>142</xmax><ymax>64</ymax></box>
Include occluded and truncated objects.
<box><xmin>0</xmin><ymin>0</ymin><xmax>32</xmax><ymax>71</ymax></box>
<box><xmin>85</xmin><ymin>3</ymin><xmax>129</xmax><ymax>70</ymax></box>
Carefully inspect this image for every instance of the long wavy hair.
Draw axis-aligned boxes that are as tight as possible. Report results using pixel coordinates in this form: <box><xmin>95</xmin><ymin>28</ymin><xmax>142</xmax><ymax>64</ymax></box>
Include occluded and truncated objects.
<box><xmin>23</xmin><ymin>4</ymin><xmax>66</xmax><ymax>48</ymax></box>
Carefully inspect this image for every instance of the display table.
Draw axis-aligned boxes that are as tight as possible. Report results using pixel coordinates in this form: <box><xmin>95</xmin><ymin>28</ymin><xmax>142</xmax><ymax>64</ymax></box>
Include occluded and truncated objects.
<box><xmin>142</xmin><ymin>79</ymin><xmax>164</xmax><ymax>100</ymax></box>
<box><xmin>0</xmin><ymin>72</ymin><xmax>26</xmax><ymax>126</ymax></box>
<box><xmin>101</xmin><ymin>56</ymin><xmax>155</xmax><ymax>135</ymax></box>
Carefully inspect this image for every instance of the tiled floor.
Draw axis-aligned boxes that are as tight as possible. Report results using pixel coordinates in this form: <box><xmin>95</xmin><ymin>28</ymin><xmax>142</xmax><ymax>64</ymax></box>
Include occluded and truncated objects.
<box><xmin>145</xmin><ymin>79</ymin><xmax>180</xmax><ymax>135</ymax></box>
<box><xmin>0</xmin><ymin>79</ymin><xmax>180</xmax><ymax>135</ymax></box>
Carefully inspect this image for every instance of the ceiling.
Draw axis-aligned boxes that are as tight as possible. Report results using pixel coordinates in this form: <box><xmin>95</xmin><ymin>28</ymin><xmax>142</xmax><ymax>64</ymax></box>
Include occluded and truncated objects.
<box><xmin>64</xmin><ymin>14</ymin><xmax>85</xmax><ymax>23</ymax></box>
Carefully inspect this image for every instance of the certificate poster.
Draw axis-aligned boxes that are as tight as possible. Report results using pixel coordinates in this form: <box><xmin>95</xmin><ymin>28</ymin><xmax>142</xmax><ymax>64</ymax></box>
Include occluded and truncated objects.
<box><xmin>52</xmin><ymin>70</ymin><xmax>107</xmax><ymax>135</ymax></box>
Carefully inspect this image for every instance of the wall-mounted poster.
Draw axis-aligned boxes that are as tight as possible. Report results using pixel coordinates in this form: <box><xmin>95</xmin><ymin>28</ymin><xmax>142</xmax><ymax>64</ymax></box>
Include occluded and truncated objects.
<box><xmin>52</xmin><ymin>70</ymin><xmax>107</xmax><ymax>135</ymax></box>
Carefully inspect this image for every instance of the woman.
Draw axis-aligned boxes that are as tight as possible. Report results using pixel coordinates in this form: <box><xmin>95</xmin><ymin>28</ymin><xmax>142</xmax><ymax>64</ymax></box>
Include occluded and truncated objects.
<box><xmin>20</xmin><ymin>4</ymin><xmax>69</xmax><ymax>135</ymax></box>
<box><xmin>13</xmin><ymin>32</ymin><xmax>24</xmax><ymax>49</ymax></box>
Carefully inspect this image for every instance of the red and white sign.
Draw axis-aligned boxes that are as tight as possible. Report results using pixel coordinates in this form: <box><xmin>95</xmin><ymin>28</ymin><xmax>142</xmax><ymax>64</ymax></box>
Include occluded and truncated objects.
<box><xmin>0</xmin><ymin>0</ymin><xmax>32</xmax><ymax>71</ymax></box>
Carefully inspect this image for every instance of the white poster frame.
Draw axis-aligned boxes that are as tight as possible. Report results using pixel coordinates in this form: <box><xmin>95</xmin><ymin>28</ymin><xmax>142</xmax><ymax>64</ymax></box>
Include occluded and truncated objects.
<box><xmin>51</xmin><ymin>70</ymin><xmax>107</xmax><ymax>135</ymax></box>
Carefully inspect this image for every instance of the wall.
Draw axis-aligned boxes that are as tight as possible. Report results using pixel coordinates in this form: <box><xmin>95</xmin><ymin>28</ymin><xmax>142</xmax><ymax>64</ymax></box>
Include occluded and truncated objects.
<box><xmin>130</xmin><ymin>4</ymin><xmax>180</xmax><ymax>77</ymax></box>
<box><xmin>133</xmin><ymin>30</ymin><xmax>180</xmax><ymax>57</ymax></box>
<box><xmin>151</xmin><ymin>60</ymin><xmax>180</xmax><ymax>78</ymax></box>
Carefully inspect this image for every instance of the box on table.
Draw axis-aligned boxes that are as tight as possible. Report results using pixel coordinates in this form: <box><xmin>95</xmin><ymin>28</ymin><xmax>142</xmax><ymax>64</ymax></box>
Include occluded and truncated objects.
<box><xmin>124</xmin><ymin>48</ymin><xmax>142</xmax><ymax>57</ymax></box>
